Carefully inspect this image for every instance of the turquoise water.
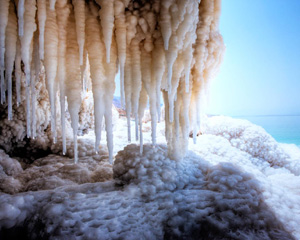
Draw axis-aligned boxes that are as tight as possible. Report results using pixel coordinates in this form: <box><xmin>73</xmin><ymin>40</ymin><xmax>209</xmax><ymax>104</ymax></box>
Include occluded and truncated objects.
<box><xmin>233</xmin><ymin>115</ymin><xmax>300</xmax><ymax>146</ymax></box>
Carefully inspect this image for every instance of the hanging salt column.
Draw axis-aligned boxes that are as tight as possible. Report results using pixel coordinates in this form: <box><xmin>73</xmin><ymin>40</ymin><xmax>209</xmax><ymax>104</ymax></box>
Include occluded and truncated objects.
<box><xmin>130</xmin><ymin>37</ymin><xmax>142</xmax><ymax>141</ymax></box>
<box><xmin>5</xmin><ymin>2</ymin><xmax>18</xmax><ymax>120</ymax></box>
<box><xmin>124</xmin><ymin>13</ymin><xmax>138</xmax><ymax>142</ymax></box>
<box><xmin>152</xmin><ymin>34</ymin><xmax>165</xmax><ymax>122</ymax></box>
<box><xmin>0</xmin><ymin>0</ymin><xmax>225</xmax><ymax>163</ymax></box>
<box><xmin>124</xmin><ymin>48</ymin><xmax>132</xmax><ymax>142</ymax></box>
<box><xmin>103</xmin><ymin>36</ymin><xmax>117</xmax><ymax>163</ymax></box>
<box><xmin>44</xmin><ymin>2</ymin><xmax>58</xmax><ymax>142</ymax></box>
<box><xmin>20</xmin><ymin>0</ymin><xmax>37</xmax><ymax>137</ymax></box>
<box><xmin>0</xmin><ymin>0</ymin><xmax>10</xmax><ymax>104</ymax></box>
<box><xmin>37</xmin><ymin>0</ymin><xmax>46</xmax><ymax>60</ymax></box>
<box><xmin>49</xmin><ymin>0</ymin><xmax>56</xmax><ymax>10</ymax></box>
<box><xmin>65</xmin><ymin>11</ymin><xmax>82</xmax><ymax>163</ymax></box>
<box><xmin>96</xmin><ymin>0</ymin><xmax>114</xmax><ymax>63</ymax></box>
<box><xmin>15</xmin><ymin>39</ymin><xmax>22</xmax><ymax>106</ymax></box>
<box><xmin>114</xmin><ymin>0</ymin><xmax>127</xmax><ymax>108</ymax></box>
<box><xmin>159</xmin><ymin>0</ymin><xmax>173</xmax><ymax>50</ymax></box>
<box><xmin>56</xmin><ymin>0</ymin><xmax>70</xmax><ymax>155</ymax></box>
<box><xmin>85</xmin><ymin>2</ymin><xmax>106</xmax><ymax>154</ymax></box>
<box><xmin>73</xmin><ymin>0</ymin><xmax>85</xmax><ymax>66</ymax></box>
<box><xmin>31</xmin><ymin>32</ymin><xmax>40</xmax><ymax>139</ymax></box>
<box><xmin>138</xmin><ymin>84</ymin><xmax>148</xmax><ymax>154</ymax></box>
<box><xmin>17</xmin><ymin>0</ymin><xmax>25</xmax><ymax>36</ymax></box>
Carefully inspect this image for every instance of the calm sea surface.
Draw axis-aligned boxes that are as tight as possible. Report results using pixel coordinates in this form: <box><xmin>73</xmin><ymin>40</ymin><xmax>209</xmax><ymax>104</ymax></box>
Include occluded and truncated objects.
<box><xmin>233</xmin><ymin>115</ymin><xmax>300</xmax><ymax>146</ymax></box>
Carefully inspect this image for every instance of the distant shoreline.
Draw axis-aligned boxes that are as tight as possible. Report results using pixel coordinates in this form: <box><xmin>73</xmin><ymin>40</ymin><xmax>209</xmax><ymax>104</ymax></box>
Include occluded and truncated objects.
<box><xmin>211</xmin><ymin>114</ymin><xmax>300</xmax><ymax>118</ymax></box>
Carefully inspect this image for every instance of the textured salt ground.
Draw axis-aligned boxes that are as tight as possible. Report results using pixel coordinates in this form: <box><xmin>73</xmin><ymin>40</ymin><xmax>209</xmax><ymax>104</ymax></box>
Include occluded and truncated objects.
<box><xmin>0</xmin><ymin>116</ymin><xmax>300</xmax><ymax>239</ymax></box>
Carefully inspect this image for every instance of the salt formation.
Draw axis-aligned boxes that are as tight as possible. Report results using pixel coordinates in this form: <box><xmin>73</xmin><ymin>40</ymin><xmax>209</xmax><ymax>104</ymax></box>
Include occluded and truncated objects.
<box><xmin>0</xmin><ymin>0</ymin><xmax>224</xmax><ymax>162</ymax></box>
<box><xmin>1</xmin><ymin>116</ymin><xmax>300</xmax><ymax>239</ymax></box>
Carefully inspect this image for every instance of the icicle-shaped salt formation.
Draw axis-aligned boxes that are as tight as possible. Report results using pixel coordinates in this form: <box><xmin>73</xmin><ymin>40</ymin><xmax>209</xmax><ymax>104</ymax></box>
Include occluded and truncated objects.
<box><xmin>31</xmin><ymin>32</ymin><xmax>40</xmax><ymax>139</ymax></box>
<box><xmin>86</xmin><ymin>2</ymin><xmax>106</xmax><ymax>154</ymax></box>
<box><xmin>49</xmin><ymin>0</ymin><xmax>56</xmax><ymax>10</ymax></box>
<box><xmin>0</xmin><ymin>0</ymin><xmax>10</xmax><ymax>104</ymax></box>
<box><xmin>5</xmin><ymin>2</ymin><xmax>18</xmax><ymax>120</ymax></box>
<box><xmin>103</xmin><ymin>36</ymin><xmax>117</xmax><ymax>163</ymax></box>
<box><xmin>17</xmin><ymin>0</ymin><xmax>25</xmax><ymax>36</ymax></box>
<box><xmin>80</xmin><ymin>49</ymin><xmax>88</xmax><ymax>91</ymax></box>
<box><xmin>124</xmin><ymin>13</ymin><xmax>138</xmax><ymax>142</ymax></box>
<box><xmin>124</xmin><ymin>48</ymin><xmax>132</xmax><ymax>142</ymax></box>
<box><xmin>20</xmin><ymin>0</ymin><xmax>37</xmax><ymax>137</ymax></box>
<box><xmin>1</xmin><ymin>0</ymin><xmax>224</xmax><ymax>162</ymax></box>
<box><xmin>138</xmin><ymin>84</ymin><xmax>148</xmax><ymax>154</ymax></box>
<box><xmin>73</xmin><ymin>0</ymin><xmax>85</xmax><ymax>66</ymax></box>
<box><xmin>159</xmin><ymin>0</ymin><xmax>173</xmax><ymax>50</ymax></box>
<box><xmin>44</xmin><ymin>2</ymin><xmax>58</xmax><ymax>142</ymax></box>
<box><xmin>15</xmin><ymin>39</ymin><xmax>22</xmax><ymax>106</ymax></box>
<box><xmin>114</xmin><ymin>0</ymin><xmax>127</xmax><ymax>108</ymax></box>
<box><xmin>152</xmin><ymin>35</ymin><xmax>165</xmax><ymax>122</ymax></box>
<box><xmin>130</xmin><ymin>37</ymin><xmax>142</xmax><ymax>141</ymax></box>
<box><xmin>65</xmin><ymin>11</ymin><xmax>82</xmax><ymax>163</ymax></box>
<box><xmin>56</xmin><ymin>0</ymin><xmax>70</xmax><ymax>155</ymax></box>
<box><xmin>37</xmin><ymin>0</ymin><xmax>47</xmax><ymax>60</ymax></box>
<box><xmin>96</xmin><ymin>0</ymin><xmax>114</xmax><ymax>63</ymax></box>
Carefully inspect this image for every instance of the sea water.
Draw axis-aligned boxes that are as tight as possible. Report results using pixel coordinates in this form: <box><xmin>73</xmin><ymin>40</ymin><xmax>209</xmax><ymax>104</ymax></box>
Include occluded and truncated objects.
<box><xmin>235</xmin><ymin>115</ymin><xmax>300</xmax><ymax>146</ymax></box>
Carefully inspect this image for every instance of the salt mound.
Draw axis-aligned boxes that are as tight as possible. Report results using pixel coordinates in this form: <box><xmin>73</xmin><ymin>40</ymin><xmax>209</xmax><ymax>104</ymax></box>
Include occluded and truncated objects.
<box><xmin>0</xmin><ymin>116</ymin><xmax>299</xmax><ymax>239</ymax></box>
<box><xmin>113</xmin><ymin>144</ymin><xmax>207</xmax><ymax>195</ymax></box>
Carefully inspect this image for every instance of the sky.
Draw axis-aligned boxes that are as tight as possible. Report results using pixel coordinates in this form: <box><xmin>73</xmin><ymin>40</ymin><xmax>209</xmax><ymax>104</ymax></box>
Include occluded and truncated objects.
<box><xmin>208</xmin><ymin>0</ymin><xmax>300</xmax><ymax>116</ymax></box>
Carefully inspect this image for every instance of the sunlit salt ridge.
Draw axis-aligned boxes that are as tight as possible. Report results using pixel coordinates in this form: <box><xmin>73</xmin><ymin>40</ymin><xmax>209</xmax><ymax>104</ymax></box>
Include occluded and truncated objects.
<box><xmin>0</xmin><ymin>0</ymin><xmax>224</xmax><ymax>163</ymax></box>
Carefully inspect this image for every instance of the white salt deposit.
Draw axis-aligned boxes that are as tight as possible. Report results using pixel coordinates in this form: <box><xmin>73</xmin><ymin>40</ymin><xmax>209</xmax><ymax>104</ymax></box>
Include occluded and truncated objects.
<box><xmin>0</xmin><ymin>1</ymin><xmax>299</xmax><ymax>239</ymax></box>
<box><xmin>0</xmin><ymin>0</ymin><xmax>224</xmax><ymax>162</ymax></box>
<box><xmin>0</xmin><ymin>116</ymin><xmax>299</xmax><ymax>239</ymax></box>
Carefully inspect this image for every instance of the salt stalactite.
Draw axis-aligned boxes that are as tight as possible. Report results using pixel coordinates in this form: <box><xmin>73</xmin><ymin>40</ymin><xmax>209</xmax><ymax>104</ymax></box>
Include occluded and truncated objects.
<box><xmin>56</xmin><ymin>0</ymin><xmax>70</xmax><ymax>155</ymax></box>
<box><xmin>65</xmin><ymin>11</ymin><xmax>82</xmax><ymax>163</ymax></box>
<box><xmin>37</xmin><ymin>0</ymin><xmax>47</xmax><ymax>60</ymax></box>
<box><xmin>138</xmin><ymin>84</ymin><xmax>148</xmax><ymax>154</ymax></box>
<box><xmin>152</xmin><ymin>35</ymin><xmax>165</xmax><ymax>122</ymax></box>
<box><xmin>124</xmin><ymin>12</ymin><xmax>138</xmax><ymax>142</ymax></box>
<box><xmin>130</xmin><ymin>37</ymin><xmax>142</xmax><ymax>141</ymax></box>
<box><xmin>114</xmin><ymin>0</ymin><xmax>127</xmax><ymax>108</ymax></box>
<box><xmin>190</xmin><ymin>0</ymin><xmax>224</xmax><ymax>143</ymax></box>
<box><xmin>5</xmin><ymin>2</ymin><xmax>18</xmax><ymax>120</ymax></box>
<box><xmin>80</xmin><ymin>48</ymin><xmax>88</xmax><ymax>92</ymax></box>
<box><xmin>15</xmin><ymin>39</ymin><xmax>22</xmax><ymax>106</ymax></box>
<box><xmin>44</xmin><ymin>2</ymin><xmax>59</xmax><ymax>143</ymax></box>
<box><xmin>165</xmin><ymin>35</ymin><xmax>178</xmax><ymax>98</ymax></box>
<box><xmin>0</xmin><ymin>0</ymin><xmax>224</xmax><ymax>162</ymax></box>
<box><xmin>85</xmin><ymin>2</ymin><xmax>106</xmax><ymax>154</ymax></box>
<box><xmin>17</xmin><ymin>0</ymin><xmax>25</xmax><ymax>36</ymax></box>
<box><xmin>141</xmin><ymin>46</ymin><xmax>157</xmax><ymax>145</ymax></box>
<box><xmin>20</xmin><ymin>0</ymin><xmax>37</xmax><ymax>137</ymax></box>
<box><xmin>103</xmin><ymin>37</ymin><xmax>117</xmax><ymax>163</ymax></box>
<box><xmin>96</xmin><ymin>0</ymin><xmax>114</xmax><ymax>63</ymax></box>
<box><xmin>0</xmin><ymin>0</ymin><xmax>10</xmax><ymax>104</ymax></box>
<box><xmin>31</xmin><ymin>32</ymin><xmax>40</xmax><ymax>139</ymax></box>
<box><xmin>159</xmin><ymin>0</ymin><xmax>173</xmax><ymax>50</ymax></box>
<box><xmin>167</xmin><ymin>54</ymin><xmax>184</xmax><ymax>123</ymax></box>
<box><xmin>49</xmin><ymin>0</ymin><xmax>56</xmax><ymax>10</ymax></box>
<box><xmin>124</xmin><ymin>48</ymin><xmax>132</xmax><ymax>142</ymax></box>
<box><xmin>73</xmin><ymin>0</ymin><xmax>85</xmax><ymax>66</ymax></box>
<box><xmin>192</xmin><ymin>0</ymin><xmax>215</xmax><ymax>84</ymax></box>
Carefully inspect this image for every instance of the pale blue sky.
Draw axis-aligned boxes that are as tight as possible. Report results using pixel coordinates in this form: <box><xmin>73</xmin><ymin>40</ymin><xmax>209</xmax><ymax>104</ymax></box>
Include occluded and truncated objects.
<box><xmin>208</xmin><ymin>0</ymin><xmax>300</xmax><ymax>116</ymax></box>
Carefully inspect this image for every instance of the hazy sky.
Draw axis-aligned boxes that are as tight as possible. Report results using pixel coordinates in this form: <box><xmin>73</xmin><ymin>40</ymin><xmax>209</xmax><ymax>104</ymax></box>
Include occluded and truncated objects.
<box><xmin>208</xmin><ymin>0</ymin><xmax>300</xmax><ymax>116</ymax></box>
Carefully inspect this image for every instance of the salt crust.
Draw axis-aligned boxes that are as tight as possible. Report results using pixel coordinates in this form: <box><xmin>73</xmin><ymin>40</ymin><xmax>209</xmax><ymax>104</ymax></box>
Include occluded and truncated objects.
<box><xmin>0</xmin><ymin>116</ymin><xmax>299</xmax><ymax>239</ymax></box>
